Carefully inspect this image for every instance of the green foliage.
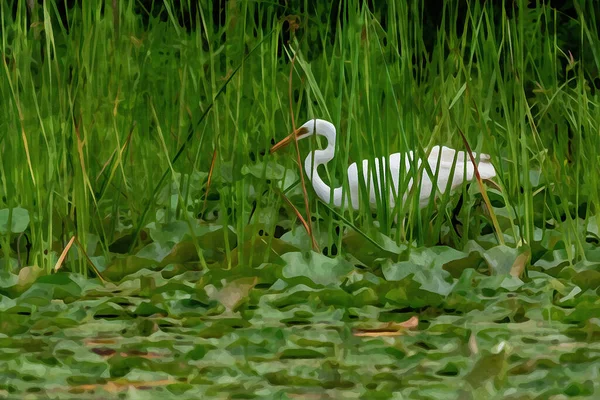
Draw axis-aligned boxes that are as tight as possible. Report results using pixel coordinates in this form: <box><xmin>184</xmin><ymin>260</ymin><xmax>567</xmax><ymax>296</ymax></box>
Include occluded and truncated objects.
<box><xmin>1</xmin><ymin>0</ymin><xmax>599</xmax><ymax>268</ymax></box>
<box><xmin>0</xmin><ymin>0</ymin><xmax>599</xmax><ymax>397</ymax></box>
<box><xmin>0</xmin><ymin>243</ymin><xmax>598</xmax><ymax>397</ymax></box>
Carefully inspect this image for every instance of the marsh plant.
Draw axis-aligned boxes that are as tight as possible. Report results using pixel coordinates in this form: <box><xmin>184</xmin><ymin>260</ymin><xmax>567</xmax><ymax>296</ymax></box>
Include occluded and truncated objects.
<box><xmin>0</xmin><ymin>1</ymin><xmax>599</xmax><ymax>397</ymax></box>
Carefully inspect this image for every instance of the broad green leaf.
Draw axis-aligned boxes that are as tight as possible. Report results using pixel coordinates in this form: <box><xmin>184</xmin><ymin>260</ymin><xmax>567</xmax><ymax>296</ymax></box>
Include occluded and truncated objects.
<box><xmin>206</xmin><ymin>277</ymin><xmax>258</xmax><ymax>311</ymax></box>
<box><xmin>409</xmin><ymin>246</ymin><xmax>468</xmax><ymax>269</ymax></box>
<box><xmin>499</xmin><ymin>275</ymin><xmax>524</xmax><ymax>291</ymax></box>
<box><xmin>465</xmin><ymin>346</ymin><xmax>508</xmax><ymax>388</ymax></box>
<box><xmin>534</xmin><ymin>248</ymin><xmax>572</xmax><ymax>272</ymax></box>
<box><xmin>147</xmin><ymin>220</ymin><xmax>192</xmax><ymax>245</ymax></box>
<box><xmin>382</xmin><ymin>260</ymin><xmax>454</xmax><ymax>296</ymax></box>
<box><xmin>242</xmin><ymin>161</ymin><xmax>286</xmax><ymax>180</ymax></box>
<box><xmin>483</xmin><ymin>245</ymin><xmax>520</xmax><ymax>275</ymax></box>
<box><xmin>0</xmin><ymin>208</ymin><xmax>30</xmax><ymax>234</ymax></box>
<box><xmin>587</xmin><ymin>218</ymin><xmax>599</xmax><ymax>237</ymax></box>
<box><xmin>136</xmin><ymin>241</ymin><xmax>172</xmax><ymax>263</ymax></box>
<box><xmin>281</xmin><ymin>252</ymin><xmax>354</xmax><ymax>286</ymax></box>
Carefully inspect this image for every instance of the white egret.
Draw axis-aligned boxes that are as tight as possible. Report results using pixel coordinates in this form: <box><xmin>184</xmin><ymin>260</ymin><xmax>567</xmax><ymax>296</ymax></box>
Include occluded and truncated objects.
<box><xmin>270</xmin><ymin>119</ymin><xmax>496</xmax><ymax>211</ymax></box>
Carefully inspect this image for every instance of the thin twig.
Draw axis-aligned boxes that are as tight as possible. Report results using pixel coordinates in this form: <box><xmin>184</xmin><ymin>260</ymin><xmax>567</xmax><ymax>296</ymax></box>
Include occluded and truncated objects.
<box><xmin>456</xmin><ymin>127</ymin><xmax>505</xmax><ymax>245</ymax></box>
<box><xmin>201</xmin><ymin>147</ymin><xmax>218</xmax><ymax>218</ymax></box>
<box><xmin>288</xmin><ymin>50</ymin><xmax>318</xmax><ymax>251</ymax></box>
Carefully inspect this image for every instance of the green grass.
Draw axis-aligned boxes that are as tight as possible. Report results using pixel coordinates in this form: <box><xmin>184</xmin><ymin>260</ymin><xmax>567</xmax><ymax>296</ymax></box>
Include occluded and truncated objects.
<box><xmin>1</xmin><ymin>0</ymin><xmax>599</xmax><ymax>398</ymax></box>
<box><xmin>1</xmin><ymin>1</ymin><xmax>598</xmax><ymax>268</ymax></box>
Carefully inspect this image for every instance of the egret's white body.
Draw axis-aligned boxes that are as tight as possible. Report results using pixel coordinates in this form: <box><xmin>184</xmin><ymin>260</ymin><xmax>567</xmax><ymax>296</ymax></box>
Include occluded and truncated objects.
<box><xmin>271</xmin><ymin>119</ymin><xmax>496</xmax><ymax>211</ymax></box>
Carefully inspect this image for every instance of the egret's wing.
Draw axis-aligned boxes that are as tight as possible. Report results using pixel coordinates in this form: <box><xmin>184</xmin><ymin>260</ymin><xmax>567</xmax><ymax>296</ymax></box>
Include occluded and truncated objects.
<box><xmin>428</xmin><ymin>146</ymin><xmax>466</xmax><ymax>164</ymax></box>
<box><xmin>475</xmin><ymin>158</ymin><xmax>496</xmax><ymax>179</ymax></box>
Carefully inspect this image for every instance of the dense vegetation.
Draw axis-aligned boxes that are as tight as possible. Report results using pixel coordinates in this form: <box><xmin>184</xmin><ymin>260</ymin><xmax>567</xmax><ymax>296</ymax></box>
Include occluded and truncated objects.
<box><xmin>1</xmin><ymin>1</ymin><xmax>599</xmax><ymax>398</ymax></box>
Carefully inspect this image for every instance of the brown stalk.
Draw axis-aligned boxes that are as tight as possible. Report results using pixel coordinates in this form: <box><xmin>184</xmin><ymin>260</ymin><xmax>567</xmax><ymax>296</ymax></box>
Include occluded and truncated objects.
<box><xmin>275</xmin><ymin>187</ymin><xmax>319</xmax><ymax>251</ymax></box>
<box><xmin>456</xmin><ymin>127</ymin><xmax>504</xmax><ymax>245</ymax></box>
<box><xmin>54</xmin><ymin>235</ymin><xmax>106</xmax><ymax>283</ymax></box>
<box><xmin>287</xmin><ymin>51</ymin><xmax>318</xmax><ymax>251</ymax></box>
<box><xmin>201</xmin><ymin>147</ymin><xmax>219</xmax><ymax>218</ymax></box>
<box><xmin>96</xmin><ymin>121</ymin><xmax>136</xmax><ymax>183</ymax></box>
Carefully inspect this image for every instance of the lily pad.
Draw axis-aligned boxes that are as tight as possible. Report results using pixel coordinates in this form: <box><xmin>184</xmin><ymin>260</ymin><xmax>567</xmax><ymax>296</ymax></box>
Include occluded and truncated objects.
<box><xmin>281</xmin><ymin>252</ymin><xmax>354</xmax><ymax>286</ymax></box>
<box><xmin>0</xmin><ymin>208</ymin><xmax>30</xmax><ymax>234</ymax></box>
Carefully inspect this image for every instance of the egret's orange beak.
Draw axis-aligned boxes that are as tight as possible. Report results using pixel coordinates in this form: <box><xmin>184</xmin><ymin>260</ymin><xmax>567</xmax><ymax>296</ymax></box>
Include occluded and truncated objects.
<box><xmin>270</xmin><ymin>127</ymin><xmax>309</xmax><ymax>153</ymax></box>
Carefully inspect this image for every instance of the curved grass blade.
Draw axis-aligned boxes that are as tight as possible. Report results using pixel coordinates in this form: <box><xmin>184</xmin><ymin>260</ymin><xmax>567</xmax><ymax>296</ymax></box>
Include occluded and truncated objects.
<box><xmin>201</xmin><ymin>147</ymin><xmax>218</xmax><ymax>218</ymax></box>
<box><xmin>273</xmin><ymin>187</ymin><xmax>320</xmax><ymax>252</ymax></box>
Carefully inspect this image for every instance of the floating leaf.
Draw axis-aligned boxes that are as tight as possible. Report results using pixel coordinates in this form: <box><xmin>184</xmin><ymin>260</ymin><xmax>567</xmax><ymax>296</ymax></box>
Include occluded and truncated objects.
<box><xmin>160</xmin><ymin>240</ymin><xmax>201</xmax><ymax>266</ymax></box>
<box><xmin>207</xmin><ymin>277</ymin><xmax>258</xmax><ymax>311</ymax></box>
<box><xmin>147</xmin><ymin>220</ymin><xmax>192</xmax><ymax>245</ymax></box>
<box><xmin>382</xmin><ymin>247</ymin><xmax>463</xmax><ymax>296</ymax></box>
<box><xmin>0</xmin><ymin>208</ymin><xmax>30</xmax><ymax>234</ymax></box>
<box><xmin>383</xmin><ymin>260</ymin><xmax>455</xmax><ymax>296</ymax></box>
<box><xmin>510</xmin><ymin>246</ymin><xmax>531</xmax><ymax>277</ymax></box>
<box><xmin>229</xmin><ymin>236</ymin><xmax>298</xmax><ymax>268</ymax></box>
<box><xmin>136</xmin><ymin>241</ymin><xmax>172</xmax><ymax>263</ymax></box>
<box><xmin>499</xmin><ymin>275</ymin><xmax>524</xmax><ymax>291</ymax></box>
<box><xmin>587</xmin><ymin>218</ymin><xmax>599</xmax><ymax>237</ymax></box>
<box><xmin>464</xmin><ymin>344</ymin><xmax>508</xmax><ymax>389</ymax></box>
<box><xmin>409</xmin><ymin>246</ymin><xmax>468</xmax><ymax>270</ymax></box>
<box><xmin>534</xmin><ymin>248</ymin><xmax>572</xmax><ymax>273</ymax></box>
<box><xmin>242</xmin><ymin>161</ymin><xmax>286</xmax><ymax>180</ymax></box>
<box><xmin>567</xmin><ymin>263</ymin><xmax>600</xmax><ymax>291</ymax></box>
<box><xmin>103</xmin><ymin>255</ymin><xmax>157</xmax><ymax>281</ymax></box>
<box><xmin>444</xmin><ymin>250</ymin><xmax>484</xmax><ymax>278</ymax></box>
<box><xmin>281</xmin><ymin>252</ymin><xmax>354</xmax><ymax>286</ymax></box>
<box><xmin>341</xmin><ymin>230</ymin><xmax>406</xmax><ymax>266</ymax></box>
<box><xmin>483</xmin><ymin>245</ymin><xmax>520</xmax><ymax>275</ymax></box>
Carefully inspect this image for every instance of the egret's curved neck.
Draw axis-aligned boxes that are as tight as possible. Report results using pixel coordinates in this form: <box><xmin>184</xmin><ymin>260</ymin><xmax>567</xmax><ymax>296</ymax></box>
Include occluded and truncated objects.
<box><xmin>303</xmin><ymin>120</ymin><xmax>343</xmax><ymax>207</ymax></box>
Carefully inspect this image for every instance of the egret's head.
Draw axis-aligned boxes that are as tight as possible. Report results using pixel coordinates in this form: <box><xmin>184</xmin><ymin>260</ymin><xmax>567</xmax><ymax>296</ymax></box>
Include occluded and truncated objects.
<box><xmin>269</xmin><ymin>120</ymin><xmax>316</xmax><ymax>153</ymax></box>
